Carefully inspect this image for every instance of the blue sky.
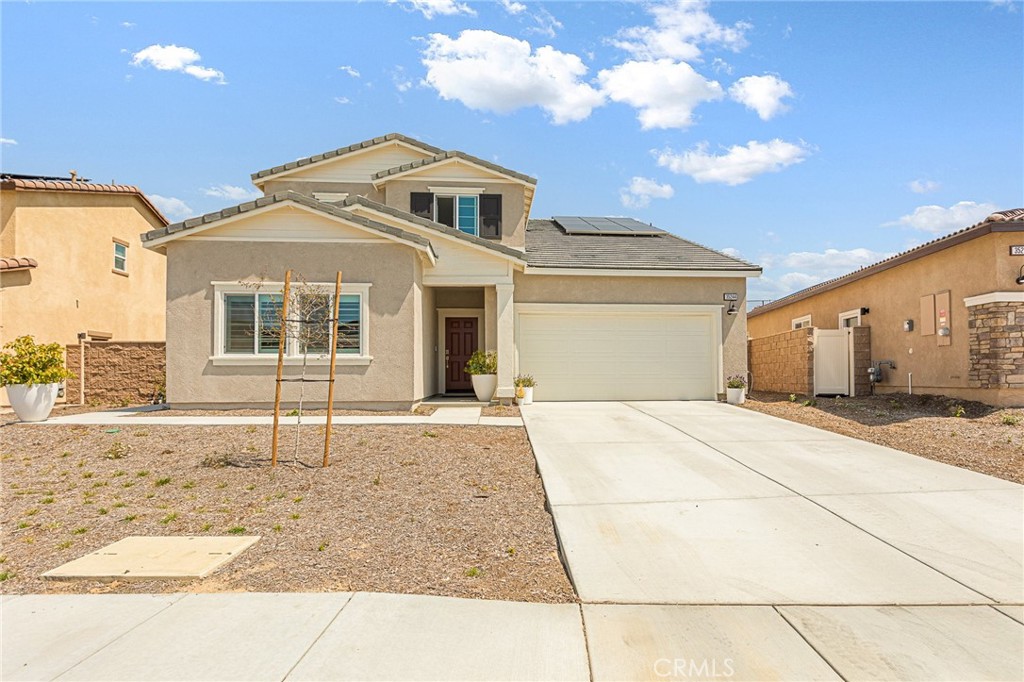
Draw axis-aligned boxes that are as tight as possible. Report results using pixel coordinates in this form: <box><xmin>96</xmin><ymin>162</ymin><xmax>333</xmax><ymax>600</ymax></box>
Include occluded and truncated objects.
<box><xmin>2</xmin><ymin>0</ymin><xmax>1021</xmax><ymax>302</ymax></box>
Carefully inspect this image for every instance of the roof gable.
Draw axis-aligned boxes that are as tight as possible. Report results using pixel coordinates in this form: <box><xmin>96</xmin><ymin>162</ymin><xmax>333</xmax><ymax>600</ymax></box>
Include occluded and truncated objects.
<box><xmin>371</xmin><ymin>151</ymin><xmax>537</xmax><ymax>187</ymax></box>
<box><xmin>251</xmin><ymin>133</ymin><xmax>444</xmax><ymax>184</ymax></box>
<box><xmin>141</xmin><ymin>192</ymin><xmax>436</xmax><ymax>262</ymax></box>
<box><xmin>1</xmin><ymin>177</ymin><xmax>168</xmax><ymax>226</ymax></box>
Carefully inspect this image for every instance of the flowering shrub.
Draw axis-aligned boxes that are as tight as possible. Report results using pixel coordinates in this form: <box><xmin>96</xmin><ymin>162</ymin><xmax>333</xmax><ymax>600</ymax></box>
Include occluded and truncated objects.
<box><xmin>726</xmin><ymin>374</ymin><xmax>747</xmax><ymax>389</ymax></box>
<box><xmin>0</xmin><ymin>336</ymin><xmax>74</xmax><ymax>386</ymax></box>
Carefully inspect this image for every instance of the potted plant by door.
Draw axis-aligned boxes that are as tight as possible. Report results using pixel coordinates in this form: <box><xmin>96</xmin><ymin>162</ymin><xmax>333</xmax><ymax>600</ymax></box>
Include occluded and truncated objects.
<box><xmin>514</xmin><ymin>374</ymin><xmax>537</xmax><ymax>405</ymax></box>
<box><xmin>465</xmin><ymin>350</ymin><xmax>498</xmax><ymax>402</ymax></box>
<box><xmin>0</xmin><ymin>336</ymin><xmax>74</xmax><ymax>422</ymax></box>
<box><xmin>725</xmin><ymin>374</ymin><xmax>747</xmax><ymax>405</ymax></box>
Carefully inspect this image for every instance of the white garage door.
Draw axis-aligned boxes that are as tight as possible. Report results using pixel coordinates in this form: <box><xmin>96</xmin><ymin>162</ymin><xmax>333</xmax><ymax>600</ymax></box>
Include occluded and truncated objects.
<box><xmin>517</xmin><ymin>308</ymin><xmax>718</xmax><ymax>401</ymax></box>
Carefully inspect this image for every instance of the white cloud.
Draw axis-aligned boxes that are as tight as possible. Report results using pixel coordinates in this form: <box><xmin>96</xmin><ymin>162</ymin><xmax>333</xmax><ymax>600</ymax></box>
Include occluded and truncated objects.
<box><xmin>908</xmin><ymin>178</ymin><xmax>941</xmax><ymax>194</ymax></box>
<box><xmin>421</xmin><ymin>30</ymin><xmax>604</xmax><ymax>124</ymax></box>
<box><xmin>657</xmin><ymin>138</ymin><xmax>812</xmax><ymax>185</ymax></box>
<box><xmin>202</xmin><ymin>184</ymin><xmax>261</xmax><ymax>202</ymax></box>
<box><xmin>1</xmin><ymin>138</ymin><xmax>17</xmax><ymax>145</ymax></box>
<box><xmin>728</xmin><ymin>74</ymin><xmax>793</xmax><ymax>120</ymax></box>
<box><xmin>120</xmin><ymin>21</ymin><xmax>136</xmax><ymax>29</ymax></box>
<box><xmin>751</xmin><ymin>247</ymin><xmax>891</xmax><ymax>301</ymax></box>
<box><xmin>619</xmin><ymin>176</ymin><xmax>675</xmax><ymax>208</ymax></box>
<box><xmin>711</xmin><ymin>57</ymin><xmax>733</xmax><ymax>75</ymax></box>
<box><xmin>149</xmin><ymin>195</ymin><xmax>194</xmax><ymax>221</ymax></box>
<box><xmin>130</xmin><ymin>44</ymin><xmax>226</xmax><ymax>84</ymax></box>
<box><xmin>391</xmin><ymin>66</ymin><xmax>413</xmax><ymax>92</ymax></box>
<box><xmin>611</xmin><ymin>0</ymin><xmax>751</xmax><ymax>61</ymax></box>
<box><xmin>338</xmin><ymin>65</ymin><xmax>360</xmax><ymax>78</ymax></box>
<box><xmin>526</xmin><ymin>7</ymin><xmax>563</xmax><ymax>38</ymax></box>
<box><xmin>499</xmin><ymin>0</ymin><xmax>526</xmax><ymax>14</ymax></box>
<box><xmin>885</xmin><ymin>201</ymin><xmax>998</xmax><ymax>234</ymax></box>
<box><xmin>334</xmin><ymin>96</ymin><xmax>352</xmax><ymax>105</ymax></box>
<box><xmin>989</xmin><ymin>0</ymin><xmax>1019</xmax><ymax>12</ymax></box>
<box><xmin>721</xmin><ymin>247</ymin><xmax>741</xmax><ymax>258</ymax></box>
<box><xmin>598</xmin><ymin>59</ymin><xmax>723</xmax><ymax>129</ymax></box>
<box><xmin>395</xmin><ymin>0</ymin><xmax>475</xmax><ymax>19</ymax></box>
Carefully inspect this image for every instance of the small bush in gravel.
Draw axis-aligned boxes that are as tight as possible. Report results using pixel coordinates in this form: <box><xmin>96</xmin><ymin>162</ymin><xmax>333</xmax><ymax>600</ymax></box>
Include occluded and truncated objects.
<box><xmin>155</xmin><ymin>477</ymin><xmax>171</xmax><ymax>487</ymax></box>
<box><xmin>1002</xmin><ymin>414</ymin><xmax>1021</xmax><ymax>426</ymax></box>
<box><xmin>227</xmin><ymin>526</ymin><xmax>246</xmax><ymax>535</ymax></box>
<box><xmin>105</xmin><ymin>442</ymin><xmax>131</xmax><ymax>460</ymax></box>
<box><xmin>465</xmin><ymin>566</ymin><xmax>482</xmax><ymax>578</ymax></box>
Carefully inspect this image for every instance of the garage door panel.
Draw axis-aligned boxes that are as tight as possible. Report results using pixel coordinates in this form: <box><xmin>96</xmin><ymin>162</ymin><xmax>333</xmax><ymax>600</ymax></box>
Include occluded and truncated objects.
<box><xmin>518</xmin><ymin>311</ymin><xmax>715</xmax><ymax>401</ymax></box>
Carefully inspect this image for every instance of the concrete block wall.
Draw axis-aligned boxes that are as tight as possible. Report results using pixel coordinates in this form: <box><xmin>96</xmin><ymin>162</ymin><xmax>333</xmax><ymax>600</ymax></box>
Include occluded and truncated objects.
<box><xmin>65</xmin><ymin>342</ymin><xmax>165</xmax><ymax>405</ymax></box>
<box><xmin>748</xmin><ymin>327</ymin><xmax>814</xmax><ymax>395</ymax></box>
<box><xmin>968</xmin><ymin>302</ymin><xmax>1024</xmax><ymax>389</ymax></box>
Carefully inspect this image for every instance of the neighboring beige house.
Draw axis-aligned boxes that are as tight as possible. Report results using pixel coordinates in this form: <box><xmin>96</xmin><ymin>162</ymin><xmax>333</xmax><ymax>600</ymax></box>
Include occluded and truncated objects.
<box><xmin>142</xmin><ymin>134</ymin><xmax>760</xmax><ymax>408</ymax></box>
<box><xmin>0</xmin><ymin>174</ymin><xmax>168</xmax><ymax>401</ymax></box>
<box><xmin>748</xmin><ymin>209</ymin><xmax>1024</xmax><ymax>407</ymax></box>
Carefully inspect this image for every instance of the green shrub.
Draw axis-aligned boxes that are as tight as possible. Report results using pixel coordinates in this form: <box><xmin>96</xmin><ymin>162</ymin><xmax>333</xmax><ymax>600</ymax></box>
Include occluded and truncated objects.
<box><xmin>0</xmin><ymin>336</ymin><xmax>74</xmax><ymax>386</ymax></box>
<box><xmin>465</xmin><ymin>350</ymin><xmax>497</xmax><ymax>376</ymax></box>
<box><xmin>513</xmin><ymin>374</ymin><xmax>537</xmax><ymax>388</ymax></box>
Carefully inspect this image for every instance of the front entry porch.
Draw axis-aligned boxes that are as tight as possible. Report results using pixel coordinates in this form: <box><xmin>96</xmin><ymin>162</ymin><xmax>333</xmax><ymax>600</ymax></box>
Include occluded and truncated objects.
<box><xmin>430</xmin><ymin>284</ymin><xmax>514</xmax><ymax>400</ymax></box>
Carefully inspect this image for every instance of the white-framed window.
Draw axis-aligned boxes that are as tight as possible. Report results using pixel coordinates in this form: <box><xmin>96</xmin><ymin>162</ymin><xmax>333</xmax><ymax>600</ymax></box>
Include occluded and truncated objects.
<box><xmin>113</xmin><ymin>239</ymin><xmax>128</xmax><ymax>274</ymax></box>
<box><xmin>839</xmin><ymin>309</ymin><xmax>861</xmax><ymax>328</ymax></box>
<box><xmin>792</xmin><ymin>315</ymin><xmax>812</xmax><ymax>330</ymax></box>
<box><xmin>434</xmin><ymin>194</ymin><xmax>479</xmax><ymax>236</ymax></box>
<box><xmin>212</xmin><ymin>282</ymin><xmax>371</xmax><ymax>364</ymax></box>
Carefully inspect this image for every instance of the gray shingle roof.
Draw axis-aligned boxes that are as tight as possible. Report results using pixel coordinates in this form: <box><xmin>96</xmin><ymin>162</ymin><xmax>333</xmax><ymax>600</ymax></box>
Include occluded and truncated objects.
<box><xmin>525</xmin><ymin>219</ymin><xmax>761</xmax><ymax>272</ymax></box>
<box><xmin>140</xmin><ymin>191</ymin><xmax>436</xmax><ymax>258</ymax></box>
<box><xmin>250</xmin><ymin>133</ymin><xmax>444</xmax><ymax>182</ymax></box>
<box><xmin>340</xmin><ymin>196</ymin><xmax>526</xmax><ymax>262</ymax></box>
<box><xmin>372</xmin><ymin>151</ymin><xmax>537</xmax><ymax>185</ymax></box>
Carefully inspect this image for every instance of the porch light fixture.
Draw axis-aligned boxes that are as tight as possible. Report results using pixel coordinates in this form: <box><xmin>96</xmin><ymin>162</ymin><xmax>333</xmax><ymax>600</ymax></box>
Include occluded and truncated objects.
<box><xmin>1016</xmin><ymin>265</ymin><xmax>1024</xmax><ymax>285</ymax></box>
<box><xmin>726</xmin><ymin>302</ymin><xmax>738</xmax><ymax>315</ymax></box>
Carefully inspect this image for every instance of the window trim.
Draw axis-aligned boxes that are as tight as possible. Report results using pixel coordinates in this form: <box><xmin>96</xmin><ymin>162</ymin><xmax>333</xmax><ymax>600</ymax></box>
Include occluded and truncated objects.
<box><xmin>210</xmin><ymin>281</ymin><xmax>372</xmax><ymax>365</ymax></box>
<box><xmin>112</xmin><ymin>239</ymin><xmax>129</xmax><ymax>275</ymax></box>
<box><xmin>791</xmin><ymin>315</ymin><xmax>812</xmax><ymax>330</ymax></box>
<box><xmin>838</xmin><ymin>309</ymin><xmax>861</xmax><ymax>328</ymax></box>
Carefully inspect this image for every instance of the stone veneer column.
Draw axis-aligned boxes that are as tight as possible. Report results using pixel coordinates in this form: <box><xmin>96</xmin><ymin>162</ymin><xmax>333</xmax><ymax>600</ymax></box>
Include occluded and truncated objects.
<box><xmin>967</xmin><ymin>298</ymin><xmax>1024</xmax><ymax>389</ymax></box>
<box><xmin>495</xmin><ymin>284</ymin><xmax>515</xmax><ymax>400</ymax></box>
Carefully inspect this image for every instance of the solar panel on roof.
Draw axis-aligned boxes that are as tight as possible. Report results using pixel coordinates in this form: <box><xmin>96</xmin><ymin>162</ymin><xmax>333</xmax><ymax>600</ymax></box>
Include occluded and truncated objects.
<box><xmin>553</xmin><ymin>216</ymin><xmax>665</xmax><ymax>236</ymax></box>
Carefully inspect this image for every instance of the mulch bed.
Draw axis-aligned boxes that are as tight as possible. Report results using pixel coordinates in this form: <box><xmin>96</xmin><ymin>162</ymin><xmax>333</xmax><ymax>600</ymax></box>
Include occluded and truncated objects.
<box><xmin>481</xmin><ymin>405</ymin><xmax>521</xmax><ymax>418</ymax></box>
<box><xmin>742</xmin><ymin>391</ymin><xmax>1024</xmax><ymax>484</ymax></box>
<box><xmin>0</xmin><ymin>423</ymin><xmax>574</xmax><ymax>602</ymax></box>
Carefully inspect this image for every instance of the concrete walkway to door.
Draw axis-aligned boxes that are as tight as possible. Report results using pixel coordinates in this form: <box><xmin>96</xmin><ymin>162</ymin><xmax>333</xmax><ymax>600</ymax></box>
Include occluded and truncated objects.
<box><xmin>522</xmin><ymin>401</ymin><xmax>1023</xmax><ymax>680</ymax></box>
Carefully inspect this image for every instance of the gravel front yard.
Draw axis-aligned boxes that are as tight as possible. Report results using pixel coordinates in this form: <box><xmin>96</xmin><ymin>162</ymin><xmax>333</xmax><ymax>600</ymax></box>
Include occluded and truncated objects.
<box><xmin>0</xmin><ymin>423</ymin><xmax>574</xmax><ymax>602</ymax></box>
<box><xmin>742</xmin><ymin>392</ymin><xmax>1024</xmax><ymax>484</ymax></box>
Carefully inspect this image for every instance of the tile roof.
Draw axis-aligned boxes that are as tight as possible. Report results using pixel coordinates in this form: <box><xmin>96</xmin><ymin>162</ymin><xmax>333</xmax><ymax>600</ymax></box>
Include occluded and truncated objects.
<box><xmin>250</xmin><ymin>133</ymin><xmax>445</xmax><ymax>182</ymax></box>
<box><xmin>525</xmin><ymin>219</ymin><xmax>761</xmax><ymax>272</ymax></box>
<box><xmin>749</xmin><ymin>208</ymin><xmax>1024</xmax><ymax>316</ymax></box>
<box><xmin>372</xmin><ymin>150</ymin><xmax>537</xmax><ymax>185</ymax></box>
<box><xmin>141</xmin><ymin>191</ymin><xmax>437</xmax><ymax>259</ymax></box>
<box><xmin>0</xmin><ymin>256</ymin><xmax>38</xmax><ymax>272</ymax></box>
<box><xmin>1</xmin><ymin>177</ymin><xmax>168</xmax><ymax>225</ymax></box>
<box><xmin>340</xmin><ymin>195</ymin><xmax>526</xmax><ymax>262</ymax></box>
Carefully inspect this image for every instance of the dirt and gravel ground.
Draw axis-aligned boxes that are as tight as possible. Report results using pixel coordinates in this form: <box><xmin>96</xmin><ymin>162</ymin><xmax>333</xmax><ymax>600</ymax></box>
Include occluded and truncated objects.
<box><xmin>0</xmin><ymin>423</ymin><xmax>574</xmax><ymax>602</ymax></box>
<box><xmin>138</xmin><ymin>406</ymin><xmax>438</xmax><ymax>417</ymax></box>
<box><xmin>742</xmin><ymin>391</ymin><xmax>1024</xmax><ymax>484</ymax></box>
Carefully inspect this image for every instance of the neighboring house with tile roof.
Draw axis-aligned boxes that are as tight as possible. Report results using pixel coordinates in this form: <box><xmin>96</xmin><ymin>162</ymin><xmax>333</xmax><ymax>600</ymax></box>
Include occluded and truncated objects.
<box><xmin>0</xmin><ymin>173</ymin><xmax>169</xmax><ymax>403</ymax></box>
<box><xmin>144</xmin><ymin>133</ymin><xmax>760</xmax><ymax>407</ymax></box>
<box><xmin>748</xmin><ymin>209</ymin><xmax>1024</xmax><ymax>407</ymax></box>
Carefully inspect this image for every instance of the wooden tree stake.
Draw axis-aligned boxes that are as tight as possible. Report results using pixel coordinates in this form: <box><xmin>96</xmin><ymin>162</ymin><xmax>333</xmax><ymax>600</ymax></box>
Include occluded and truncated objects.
<box><xmin>271</xmin><ymin>270</ymin><xmax>292</xmax><ymax>467</ymax></box>
<box><xmin>323</xmin><ymin>271</ymin><xmax>342</xmax><ymax>467</ymax></box>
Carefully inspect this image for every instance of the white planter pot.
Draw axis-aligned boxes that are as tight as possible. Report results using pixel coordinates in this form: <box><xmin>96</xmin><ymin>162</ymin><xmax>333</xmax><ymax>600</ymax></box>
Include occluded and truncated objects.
<box><xmin>471</xmin><ymin>374</ymin><xmax>497</xmax><ymax>402</ymax></box>
<box><xmin>726</xmin><ymin>387</ymin><xmax>745</xmax><ymax>405</ymax></box>
<box><xmin>518</xmin><ymin>386</ymin><xmax>534</xmax><ymax>405</ymax></box>
<box><xmin>7</xmin><ymin>383</ymin><xmax>60</xmax><ymax>422</ymax></box>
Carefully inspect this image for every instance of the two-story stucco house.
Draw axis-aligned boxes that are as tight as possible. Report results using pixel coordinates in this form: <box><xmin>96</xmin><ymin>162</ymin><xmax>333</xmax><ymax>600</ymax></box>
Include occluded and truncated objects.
<box><xmin>141</xmin><ymin>134</ymin><xmax>760</xmax><ymax>408</ymax></box>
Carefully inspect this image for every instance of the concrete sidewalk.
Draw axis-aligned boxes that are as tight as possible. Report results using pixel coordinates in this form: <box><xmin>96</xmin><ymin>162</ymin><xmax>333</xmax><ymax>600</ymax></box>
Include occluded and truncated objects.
<box><xmin>18</xmin><ymin>405</ymin><xmax>522</xmax><ymax>427</ymax></box>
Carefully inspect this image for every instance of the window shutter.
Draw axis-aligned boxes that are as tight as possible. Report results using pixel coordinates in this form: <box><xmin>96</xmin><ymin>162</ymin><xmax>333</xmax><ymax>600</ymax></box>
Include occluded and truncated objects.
<box><xmin>410</xmin><ymin>192</ymin><xmax>434</xmax><ymax>220</ymax></box>
<box><xmin>479</xmin><ymin>194</ymin><xmax>502</xmax><ymax>239</ymax></box>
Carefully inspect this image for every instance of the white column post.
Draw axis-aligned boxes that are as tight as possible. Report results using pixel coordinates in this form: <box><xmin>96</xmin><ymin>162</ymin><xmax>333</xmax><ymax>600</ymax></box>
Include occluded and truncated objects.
<box><xmin>495</xmin><ymin>283</ymin><xmax>515</xmax><ymax>401</ymax></box>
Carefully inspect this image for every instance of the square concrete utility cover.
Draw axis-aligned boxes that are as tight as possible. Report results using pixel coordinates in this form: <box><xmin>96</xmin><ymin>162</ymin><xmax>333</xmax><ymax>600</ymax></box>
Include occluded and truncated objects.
<box><xmin>43</xmin><ymin>536</ymin><xmax>260</xmax><ymax>581</ymax></box>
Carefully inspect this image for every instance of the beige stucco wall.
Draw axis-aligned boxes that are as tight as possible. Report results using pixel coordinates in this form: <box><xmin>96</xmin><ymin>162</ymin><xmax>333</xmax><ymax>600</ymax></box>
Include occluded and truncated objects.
<box><xmin>747</xmin><ymin>230</ymin><xmax>1019</xmax><ymax>403</ymax></box>
<box><xmin>165</xmin><ymin>240</ymin><xmax>422</xmax><ymax>408</ymax></box>
<box><xmin>0</xmin><ymin>189</ymin><xmax>166</xmax><ymax>347</ymax></box>
<box><xmin>513</xmin><ymin>272</ymin><xmax>749</xmax><ymax>386</ymax></box>
<box><xmin>384</xmin><ymin>179</ymin><xmax>528</xmax><ymax>250</ymax></box>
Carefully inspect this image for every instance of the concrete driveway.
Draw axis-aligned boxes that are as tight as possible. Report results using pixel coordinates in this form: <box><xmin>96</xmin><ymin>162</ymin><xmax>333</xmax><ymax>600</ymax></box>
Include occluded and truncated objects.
<box><xmin>523</xmin><ymin>401</ymin><xmax>1023</xmax><ymax>680</ymax></box>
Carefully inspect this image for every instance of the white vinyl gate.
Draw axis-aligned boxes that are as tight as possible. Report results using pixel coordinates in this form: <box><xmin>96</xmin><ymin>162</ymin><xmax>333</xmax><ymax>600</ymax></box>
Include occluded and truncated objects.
<box><xmin>813</xmin><ymin>328</ymin><xmax>852</xmax><ymax>396</ymax></box>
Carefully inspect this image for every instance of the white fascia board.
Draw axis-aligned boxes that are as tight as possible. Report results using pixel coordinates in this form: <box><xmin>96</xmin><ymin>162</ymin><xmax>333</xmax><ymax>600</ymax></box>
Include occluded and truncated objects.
<box><xmin>515</xmin><ymin>303</ymin><xmax>724</xmax><ymax>315</ymax></box>
<box><xmin>964</xmin><ymin>291</ymin><xmax>1024</xmax><ymax>306</ymax></box>
<box><xmin>522</xmin><ymin>266</ymin><xmax>760</xmax><ymax>278</ymax></box>
<box><xmin>253</xmin><ymin>139</ymin><xmax>433</xmax><ymax>185</ymax></box>
<box><xmin>371</xmin><ymin>157</ymin><xmax>535</xmax><ymax>190</ymax></box>
<box><xmin>346</xmin><ymin>204</ymin><xmax>526</xmax><ymax>265</ymax></box>
<box><xmin>427</xmin><ymin>186</ymin><xmax>486</xmax><ymax>195</ymax></box>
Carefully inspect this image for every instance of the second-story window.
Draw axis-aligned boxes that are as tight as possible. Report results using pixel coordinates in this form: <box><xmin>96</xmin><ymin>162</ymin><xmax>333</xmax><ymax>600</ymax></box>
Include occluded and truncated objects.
<box><xmin>435</xmin><ymin>194</ymin><xmax>478</xmax><ymax>236</ymax></box>
<box><xmin>410</xmin><ymin>191</ymin><xmax>502</xmax><ymax>239</ymax></box>
<box><xmin>113</xmin><ymin>240</ymin><xmax>128</xmax><ymax>274</ymax></box>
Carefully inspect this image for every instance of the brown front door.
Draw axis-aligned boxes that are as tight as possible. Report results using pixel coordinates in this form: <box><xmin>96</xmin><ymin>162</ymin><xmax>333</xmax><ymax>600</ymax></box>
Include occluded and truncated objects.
<box><xmin>445</xmin><ymin>317</ymin><xmax>477</xmax><ymax>392</ymax></box>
